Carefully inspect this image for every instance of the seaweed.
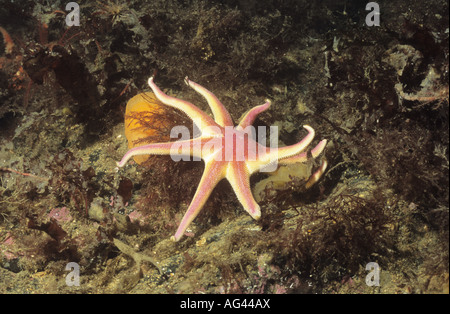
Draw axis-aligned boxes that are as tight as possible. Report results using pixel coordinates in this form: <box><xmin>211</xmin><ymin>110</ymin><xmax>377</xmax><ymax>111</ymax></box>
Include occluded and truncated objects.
<box><xmin>47</xmin><ymin>149</ymin><xmax>98</xmax><ymax>216</ymax></box>
<box><xmin>267</xmin><ymin>188</ymin><xmax>397</xmax><ymax>291</ymax></box>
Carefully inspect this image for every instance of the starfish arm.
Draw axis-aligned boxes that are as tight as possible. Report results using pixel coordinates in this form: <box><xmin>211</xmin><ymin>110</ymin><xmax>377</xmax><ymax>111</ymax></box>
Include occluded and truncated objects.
<box><xmin>148</xmin><ymin>77</ymin><xmax>217</xmax><ymax>129</ymax></box>
<box><xmin>247</xmin><ymin>125</ymin><xmax>316</xmax><ymax>173</ymax></box>
<box><xmin>305</xmin><ymin>159</ymin><xmax>328</xmax><ymax>189</ymax></box>
<box><xmin>237</xmin><ymin>100</ymin><xmax>271</xmax><ymax>130</ymax></box>
<box><xmin>185</xmin><ymin>77</ymin><xmax>234</xmax><ymax>127</ymax></box>
<box><xmin>117</xmin><ymin>138</ymin><xmax>205</xmax><ymax>167</ymax></box>
<box><xmin>172</xmin><ymin>161</ymin><xmax>227</xmax><ymax>241</ymax></box>
<box><xmin>278</xmin><ymin>139</ymin><xmax>327</xmax><ymax>165</ymax></box>
<box><xmin>226</xmin><ymin>162</ymin><xmax>261</xmax><ymax>220</ymax></box>
<box><xmin>270</xmin><ymin>125</ymin><xmax>314</xmax><ymax>162</ymax></box>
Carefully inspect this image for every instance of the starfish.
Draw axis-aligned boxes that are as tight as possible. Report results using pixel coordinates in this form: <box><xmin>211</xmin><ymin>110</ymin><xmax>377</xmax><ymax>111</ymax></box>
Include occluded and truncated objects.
<box><xmin>118</xmin><ymin>77</ymin><xmax>327</xmax><ymax>241</ymax></box>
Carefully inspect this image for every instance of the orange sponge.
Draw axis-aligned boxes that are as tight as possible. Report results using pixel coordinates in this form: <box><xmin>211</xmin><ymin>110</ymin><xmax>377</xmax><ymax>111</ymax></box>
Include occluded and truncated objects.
<box><xmin>124</xmin><ymin>92</ymin><xmax>167</xmax><ymax>165</ymax></box>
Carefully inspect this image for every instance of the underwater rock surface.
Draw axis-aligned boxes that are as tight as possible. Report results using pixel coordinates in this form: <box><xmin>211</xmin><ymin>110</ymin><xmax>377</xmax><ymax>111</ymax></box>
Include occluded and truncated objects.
<box><xmin>0</xmin><ymin>0</ymin><xmax>448</xmax><ymax>294</ymax></box>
